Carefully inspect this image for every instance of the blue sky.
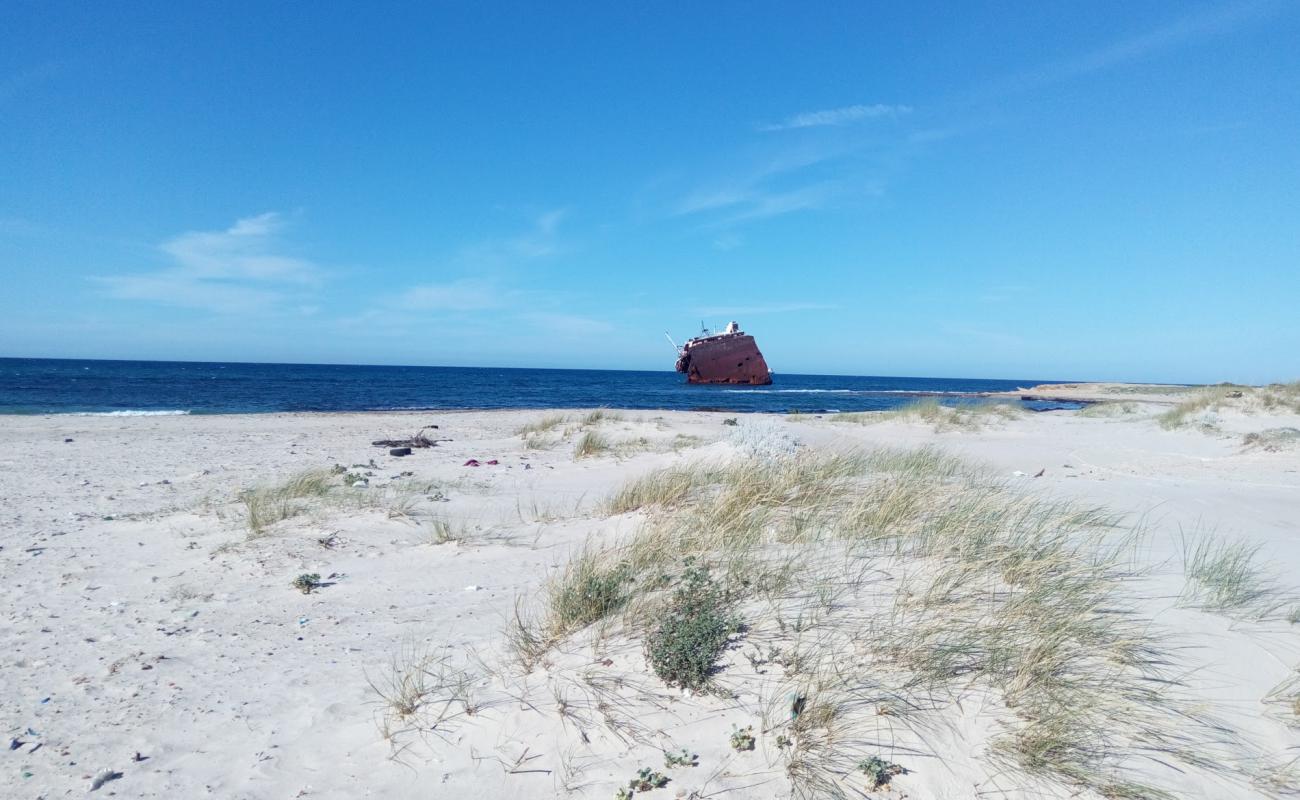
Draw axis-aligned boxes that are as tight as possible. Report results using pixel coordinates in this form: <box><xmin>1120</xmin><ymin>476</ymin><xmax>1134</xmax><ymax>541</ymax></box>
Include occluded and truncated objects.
<box><xmin>2</xmin><ymin>1</ymin><xmax>1297</xmax><ymax>383</ymax></box>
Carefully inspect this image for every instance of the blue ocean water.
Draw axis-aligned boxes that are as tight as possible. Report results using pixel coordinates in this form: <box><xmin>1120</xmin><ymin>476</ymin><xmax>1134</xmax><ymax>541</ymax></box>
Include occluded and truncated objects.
<box><xmin>0</xmin><ymin>358</ymin><xmax>1078</xmax><ymax>415</ymax></box>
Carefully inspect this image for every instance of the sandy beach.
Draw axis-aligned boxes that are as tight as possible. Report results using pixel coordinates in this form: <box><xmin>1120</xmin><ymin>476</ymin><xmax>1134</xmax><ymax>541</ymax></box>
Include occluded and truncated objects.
<box><xmin>4</xmin><ymin>386</ymin><xmax>1300</xmax><ymax>799</ymax></box>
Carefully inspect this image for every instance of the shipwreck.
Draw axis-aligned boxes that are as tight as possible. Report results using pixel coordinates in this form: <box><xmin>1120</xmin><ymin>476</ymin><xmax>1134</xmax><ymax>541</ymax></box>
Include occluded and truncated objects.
<box><xmin>671</xmin><ymin>321</ymin><xmax>772</xmax><ymax>385</ymax></box>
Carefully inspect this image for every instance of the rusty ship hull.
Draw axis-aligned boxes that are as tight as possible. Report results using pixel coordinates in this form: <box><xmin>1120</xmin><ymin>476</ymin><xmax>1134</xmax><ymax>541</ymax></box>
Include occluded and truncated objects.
<box><xmin>674</xmin><ymin>323</ymin><xmax>772</xmax><ymax>385</ymax></box>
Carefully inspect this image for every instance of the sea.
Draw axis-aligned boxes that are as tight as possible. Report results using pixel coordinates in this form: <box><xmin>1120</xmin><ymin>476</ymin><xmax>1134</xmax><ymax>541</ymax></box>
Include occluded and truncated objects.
<box><xmin>0</xmin><ymin>358</ymin><xmax>1079</xmax><ymax>415</ymax></box>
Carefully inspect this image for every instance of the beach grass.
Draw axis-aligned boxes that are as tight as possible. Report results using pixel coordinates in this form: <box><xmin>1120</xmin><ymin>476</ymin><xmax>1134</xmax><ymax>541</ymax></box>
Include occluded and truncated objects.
<box><xmin>516</xmin><ymin>413</ymin><xmax>569</xmax><ymax>437</ymax></box>
<box><xmin>501</xmin><ymin>443</ymin><xmax>1244</xmax><ymax>797</ymax></box>
<box><xmin>240</xmin><ymin>468</ymin><xmax>334</xmax><ymax>535</ymax></box>
<box><xmin>831</xmin><ymin>397</ymin><xmax>1024</xmax><ymax>431</ymax></box>
<box><xmin>1078</xmin><ymin>401</ymin><xmax>1141</xmax><ymax>417</ymax></box>
<box><xmin>1180</xmin><ymin>534</ymin><xmax>1287</xmax><ymax>619</ymax></box>
<box><xmin>573</xmin><ymin>430</ymin><xmax>610</xmax><ymax>459</ymax></box>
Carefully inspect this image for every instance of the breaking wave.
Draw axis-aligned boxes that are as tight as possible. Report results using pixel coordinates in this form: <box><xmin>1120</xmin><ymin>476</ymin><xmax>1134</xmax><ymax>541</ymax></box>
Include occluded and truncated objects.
<box><xmin>68</xmin><ymin>410</ymin><xmax>191</xmax><ymax>416</ymax></box>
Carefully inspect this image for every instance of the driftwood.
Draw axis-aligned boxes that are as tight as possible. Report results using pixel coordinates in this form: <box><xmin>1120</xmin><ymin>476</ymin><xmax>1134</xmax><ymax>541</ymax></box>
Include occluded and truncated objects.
<box><xmin>371</xmin><ymin>427</ymin><xmax>442</xmax><ymax>449</ymax></box>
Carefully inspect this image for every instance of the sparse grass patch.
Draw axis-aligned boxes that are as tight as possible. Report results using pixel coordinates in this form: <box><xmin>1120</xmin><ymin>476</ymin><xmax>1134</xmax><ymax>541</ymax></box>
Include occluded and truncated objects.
<box><xmin>516</xmin><ymin>414</ymin><xmax>569</xmax><ymax>436</ymax></box>
<box><xmin>1078</xmin><ymin>401</ymin><xmax>1140</xmax><ymax>418</ymax></box>
<box><xmin>546</xmin><ymin>549</ymin><xmax>631</xmax><ymax>637</ymax></box>
<box><xmin>605</xmin><ymin>463</ymin><xmax>716</xmax><ymax>514</ymax></box>
<box><xmin>1263</xmin><ymin>670</ymin><xmax>1300</xmax><ymax>728</ymax></box>
<box><xmin>576</xmin><ymin>408</ymin><xmax>624</xmax><ymax>426</ymax></box>
<box><xmin>574</xmin><ymin>430</ymin><xmax>611</xmax><ymax>459</ymax></box>
<box><xmin>369</xmin><ymin>647</ymin><xmax>480</xmax><ymax>743</ymax></box>
<box><xmin>241</xmin><ymin>468</ymin><xmax>334</xmax><ymax>535</ymax></box>
<box><xmin>831</xmin><ymin>397</ymin><xmax>1024</xmax><ymax>431</ymax></box>
<box><xmin>424</xmin><ymin>517</ymin><xmax>462</xmax><ymax>545</ymax></box>
<box><xmin>1159</xmin><ymin>385</ymin><xmax>1237</xmax><ymax>429</ymax></box>
<box><xmin>1243</xmin><ymin>427</ymin><xmax>1300</xmax><ymax>451</ymax></box>
<box><xmin>1180</xmin><ymin>535</ymin><xmax>1286</xmax><ymax>619</ymax></box>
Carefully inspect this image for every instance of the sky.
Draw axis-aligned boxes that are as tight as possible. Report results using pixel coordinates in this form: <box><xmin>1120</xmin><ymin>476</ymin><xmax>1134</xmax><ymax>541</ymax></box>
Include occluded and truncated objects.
<box><xmin>2</xmin><ymin>1</ymin><xmax>1298</xmax><ymax>383</ymax></box>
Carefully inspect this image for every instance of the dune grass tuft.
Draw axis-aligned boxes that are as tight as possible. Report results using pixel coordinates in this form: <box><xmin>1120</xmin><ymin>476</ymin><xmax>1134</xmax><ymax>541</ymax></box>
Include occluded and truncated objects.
<box><xmin>573</xmin><ymin>430</ymin><xmax>611</xmax><ymax>459</ymax></box>
<box><xmin>1078</xmin><ymin>401</ymin><xmax>1141</xmax><ymax>418</ymax></box>
<box><xmin>1180</xmin><ymin>535</ymin><xmax>1287</xmax><ymax>619</ymax></box>
<box><xmin>240</xmin><ymin>469</ymin><xmax>335</xmax><ymax>535</ymax></box>
<box><xmin>516</xmin><ymin>413</ymin><xmax>569</xmax><ymax>437</ymax></box>
<box><xmin>1243</xmin><ymin>427</ymin><xmax>1300</xmax><ymax>451</ymax></box>
<box><xmin>581</xmin><ymin>409</ymin><xmax>623</xmax><ymax>425</ymax></box>
<box><xmin>832</xmin><ymin>397</ymin><xmax>1024</xmax><ymax>431</ymax></box>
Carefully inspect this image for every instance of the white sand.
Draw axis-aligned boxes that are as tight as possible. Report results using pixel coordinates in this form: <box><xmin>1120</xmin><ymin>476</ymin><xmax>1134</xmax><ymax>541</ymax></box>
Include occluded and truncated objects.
<box><xmin>2</xmin><ymin>397</ymin><xmax>1298</xmax><ymax>798</ymax></box>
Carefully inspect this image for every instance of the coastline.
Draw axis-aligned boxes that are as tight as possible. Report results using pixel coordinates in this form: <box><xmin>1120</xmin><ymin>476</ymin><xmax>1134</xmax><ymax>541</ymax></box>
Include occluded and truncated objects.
<box><xmin>4</xmin><ymin>397</ymin><xmax>1299</xmax><ymax>798</ymax></box>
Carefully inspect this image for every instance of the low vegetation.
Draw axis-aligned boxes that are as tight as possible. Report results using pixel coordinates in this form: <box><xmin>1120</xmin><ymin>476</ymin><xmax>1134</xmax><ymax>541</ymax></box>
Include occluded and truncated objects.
<box><xmin>1078</xmin><ymin>401</ymin><xmax>1141</xmax><ymax>417</ymax></box>
<box><xmin>240</xmin><ymin>469</ymin><xmax>334</xmax><ymax>535</ymax></box>
<box><xmin>1180</xmin><ymin>535</ymin><xmax>1288</xmax><ymax>619</ymax></box>
<box><xmin>645</xmin><ymin>563</ymin><xmax>740</xmax><ymax>691</ymax></box>
<box><xmin>291</xmin><ymin>573</ymin><xmax>323</xmax><ymax>594</ymax></box>
<box><xmin>831</xmin><ymin>397</ymin><xmax>1025</xmax><ymax>431</ymax></box>
<box><xmin>574</xmin><ymin>430</ymin><xmax>611</xmax><ymax>459</ymax></box>
<box><xmin>1158</xmin><ymin>381</ymin><xmax>1300</xmax><ymax>430</ymax></box>
<box><xmin>1243</xmin><ymin>427</ymin><xmax>1300</xmax><ymax>451</ymax></box>
<box><xmin>493</xmin><ymin>442</ymin><xmax>1276</xmax><ymax>797</ymax></box>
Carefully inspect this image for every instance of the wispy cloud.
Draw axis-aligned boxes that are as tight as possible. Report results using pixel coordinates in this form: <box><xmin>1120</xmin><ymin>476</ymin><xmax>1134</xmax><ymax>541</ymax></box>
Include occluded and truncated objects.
<box><xmin>460</xmin><ymin>207</ymin><xmax>569</xmax><ymax>262</ymax></box>
<box><xmin>695</xmin><ymin>302</ymin><xmax>839</xmax><ymax>317</ymax></box>
<box><xmin>712</xmin><ymin>233</ymin><xmax>744</xmax><ymax>251</ymax></box>
<box><xmin>759</xmin><ymin>103</ymin><xmax>912</xmax><ymax>132</ymax></box>
<box><xmin>974</xmin><ymin>1</ymin><xmax>1284</xmax><ymax>100</ymax></box>
<box><xmin>393</xmin><ymin>280</ymin><xmax>502</xmax><ymax>311</ymax></box>
<box><xmin>94</xmin><ymin>212</ymin><xmax>322</xmax><ymax>314</ymax></box>
<box><xmin>522</xmin><ymin>312</ymin><xmax>614</xmax><ymax>336</ymax></box>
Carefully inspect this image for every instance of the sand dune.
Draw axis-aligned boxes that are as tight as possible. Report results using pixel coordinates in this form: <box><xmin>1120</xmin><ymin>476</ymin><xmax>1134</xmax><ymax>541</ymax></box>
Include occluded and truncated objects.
<box><xmin>3</xmin><ymin>395</ymin><xmax>1299</xmax><ymax>798</ymax></box>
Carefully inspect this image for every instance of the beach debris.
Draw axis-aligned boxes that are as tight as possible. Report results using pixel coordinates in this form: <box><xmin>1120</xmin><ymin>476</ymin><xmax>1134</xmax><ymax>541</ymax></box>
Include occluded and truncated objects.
<box><xmin>486</xmin><ymin>459</ymin><xmax>499</xmax><ymax>465</ymax></box>
<box><xmin>132</xmin><ymin>752</ymin><xmax>148</xmax><ymax>762</ymax></box>
<box><xmin>64</xmin><ymin>437</ymin><xmax>74</xmax><ymax>442</ymax></box>
<box><xmin>9</xmin><ymin>737</ymin><xmax>23</xmax><ymax>750</ymax></box>
<box><xmin>372</xmin><ymin>429</ymin><xmax>440</xmax><ymax>449</ymax></box>
<box><xmin>388</xmin><ymin>447</ymin><xmax>412</xmax><ymax>457</ymax></box>
<box><xmin>90</xmin><ymin>769</ymin><xmax>123</xmax><ymax>791</ymax></box>
<box><xmin>464</xmin><ymin>459</ymin><xmax>481</xmax><ymax>467</ymax></box>
<box><xmin>465</xmin><ymin>584</ymin><xmax>483</xmax><ymax>592</ymax></box>
<box><xmin>1034</xmin><ymin>468</ymin><xmax>1046</xmax><ymax>477</ymax></box>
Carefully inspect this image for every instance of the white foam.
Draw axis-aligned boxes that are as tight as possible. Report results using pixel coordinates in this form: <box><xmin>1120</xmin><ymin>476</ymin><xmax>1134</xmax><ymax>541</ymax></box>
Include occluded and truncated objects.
<box><xmin>68</xmin><ymin>410</ymin><xmax>191</xmax><ymax>417</ymax></box>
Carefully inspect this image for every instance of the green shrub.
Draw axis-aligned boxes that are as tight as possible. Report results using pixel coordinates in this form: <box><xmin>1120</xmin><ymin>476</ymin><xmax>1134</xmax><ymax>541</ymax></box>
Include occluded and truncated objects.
<box><xmin>859</xmin><ymin>756</ymin><xmax>906</xmax><ymax>789</ymax></box>
<box><xmin>663</xmin><ymin>748</ymin><xmax>698</xmax><ymax>768</ymax></box>
<box><xmin>729</xmin><ymin>724</ymin><xmax>755</xmax><ymax>752</ymax></box>
<box><xmin>646</xmin><ymin>563</ymin><xmax>740</xmax><ymax>690</ymax></box>
<box><xmin>292</xmin><ymin>573</ymin><xmax>323</xmax><ymax>594</ymax></box>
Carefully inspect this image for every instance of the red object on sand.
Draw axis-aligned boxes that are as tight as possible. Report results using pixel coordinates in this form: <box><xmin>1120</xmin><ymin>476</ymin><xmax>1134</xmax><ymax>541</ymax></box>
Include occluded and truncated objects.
<box><xmin>463</xmin><ymin>459</ymin><xmax>480</xmax><ymax>467</ymax></box>
<box><xmin>486</xmin><ymin>459</ymin><xmax>499</xmax><ymax>465</ymax></box>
